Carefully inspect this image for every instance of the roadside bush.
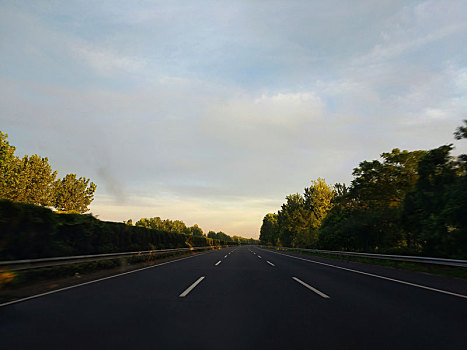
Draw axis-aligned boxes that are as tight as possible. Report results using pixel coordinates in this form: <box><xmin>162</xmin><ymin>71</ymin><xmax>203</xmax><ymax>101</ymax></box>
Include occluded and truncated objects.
<box><xmin>0</xmin><ymin>199</ymin><xmax>225</xmax><ymax>260</ymax></box>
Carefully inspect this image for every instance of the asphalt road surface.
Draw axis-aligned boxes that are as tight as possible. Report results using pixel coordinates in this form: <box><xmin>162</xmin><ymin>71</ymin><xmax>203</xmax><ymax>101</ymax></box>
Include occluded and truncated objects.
<box><xmin>1</xmin><ymin>246</ymin><xmax>466</xmax><ymax>349</ymax></box>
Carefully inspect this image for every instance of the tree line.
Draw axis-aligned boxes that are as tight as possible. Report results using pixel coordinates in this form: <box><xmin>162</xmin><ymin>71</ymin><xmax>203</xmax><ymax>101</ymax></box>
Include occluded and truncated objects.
<box><xmin>0</xmin><ymin>200</ymin><xmax>257</xmax><ymax>260</ymax></box>
<box><xmin>0</xmin><ymin>132</ymin><xmax>96</xmax><ymax>213</ymax></box>
<box><xmin>0</xmin><ymin>200</ymin><xmax>234</xmax><ymax>260</ymax></box>
<box><xmin>131</xmin><ymin>217</ymin><xmax>257</xmax><ymax>244</ymax></box>
<box><xmin>260</xmin><ymin>120</ymin><xmax>467</xmax><ymax>259</ymax></box>
<box><xmin>129</xmin><ymin>216</ymin><xmax>246</xmax><ymax>243</ymax></box>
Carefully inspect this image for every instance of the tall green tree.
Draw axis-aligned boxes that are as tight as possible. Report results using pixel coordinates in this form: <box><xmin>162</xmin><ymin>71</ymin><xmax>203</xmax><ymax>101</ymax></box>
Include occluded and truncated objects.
<box><xmin>192</xmin><ymin>224</ymin><xmax>204</xmax><ymax>237</ymax></box>
<box><xmin>454</xmin><ymin>119</ymin><xmax>467</xmax><ymax>140</ymax></box>
<box><xmin>54</xmin><ymin>174</ymin><xmax>96</xmax><ymax>213</ymax></box>
<box><xmin>303</xmin><ymin>178</ymin><xmax>335</xmax><ymax>245</ymax></box>
<box><xmin>1</xmin><ymin>131</ymin><xmax>97</xmax><ymax>211</ymax></box>
<box><xmin>187</xmin><ymin>224</ymin><xmax>204</xmax><ymax>236</ymax></box>
<box><xmin>277</xmin><ymin>193</ymin><xmax>308</xmax><ymax>247</ymax></box>
<box><xmin>135</xmin><ymin>217</ymin><xmax>164</xmax><ymax>230</ymax></box>
<box><xmin>11</xmin><ymin>154</ymin><xmax>57</xmax><ymax>206</ymax></box>
<box><xmin>402</xmin><ymin>145</ymin><xmax>466</xmax><ymax>257</ymax></box>
<box><xmin>273</xmin><ymin>179</ymin><xmax>335</xmax><ymax>248</ymax></box>
<box><xmin>326</xmin><ymin>149</ymin><xmax>425</xmax><ymax>250</ymax></box>
<box><xmin>259</xmin><ymin>213</ymin><xmax>279</xmax><ymax>245</ymax></box>
<box><xmin>216</xmin><ymin>231</ymin><xmax>232</xmax><ymax>242</ymax></box>
<box><xmin>155</xmin><ymin>219</ymin><xmax>187</xmax><ymax>233</ymax></box>
<box><xmin>0</xmin><ymin>132</ymin><xmax>17</xmax><ymax>198</ymax></box>
<box><xmin>1</xmin><ymin>133</ymin><xmax>57</xmax><ymax>206</ymax></box>
<box><xmin>351</xmin><ymin>149</ymin><xmax>426</xmax><ymax>208</ymax></box>
<box><xmin>317</xmin><ymin>149</ymin><xmax>427</xmax><ymax>252</ymax></box>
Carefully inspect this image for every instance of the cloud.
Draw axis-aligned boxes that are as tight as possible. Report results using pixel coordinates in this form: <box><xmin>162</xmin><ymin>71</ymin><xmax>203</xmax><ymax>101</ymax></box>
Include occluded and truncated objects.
<box><xmin>205</xmin><ymin>91</ymin><xmax>324</xmax><ymax>131</ymax></box>
<box><xmin>71</xmin><ymin>43</ymin><xmax>147</xmax><ymax>75</ymax></box>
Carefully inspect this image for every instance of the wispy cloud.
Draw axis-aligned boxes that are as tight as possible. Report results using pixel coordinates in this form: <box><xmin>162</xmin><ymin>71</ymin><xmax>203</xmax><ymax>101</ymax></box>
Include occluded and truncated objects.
<box><xmin>71</xmin><ymin>43</ymin><xmax>147</xmax><ymax>75</ymax></box>
<box><xmin>356</xmin><ymin>23</ymin><xmax>467</xmax><ymax>65</ymax></box>
<box><xmin>354</xmin><ymin>1</ymin><xmax>467</xmax><ymax>65</ymax></box>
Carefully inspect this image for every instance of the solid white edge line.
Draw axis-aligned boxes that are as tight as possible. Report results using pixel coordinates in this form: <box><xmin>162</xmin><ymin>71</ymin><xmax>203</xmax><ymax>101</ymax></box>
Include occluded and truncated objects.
<box><xmin>267</xmin><ymin>261</ymin><xmax>275</xmax><ymax>266</ymax></box>
<box><xmin>215</xmin><ymin>260</ymin><xmax>221</xmax><ymax>266</ymax></box>
<box><xmin>0</xmin><ymin>250</ymin><xmax>215</xmax><ymax>308</ymax></box>
<box><xmin>179</xmin><ymin>276</ymin><xmax>205</xmax><ymax>297</ymax></box>
<box><xmin>293</xmin><ymin>277</ymin><xmax>330</xmax><ymax>299</ymax></box>
<box><xmin>264</xmin><ymin>249</ymin><xmax>467</xmax><ymax>300</ymax></box>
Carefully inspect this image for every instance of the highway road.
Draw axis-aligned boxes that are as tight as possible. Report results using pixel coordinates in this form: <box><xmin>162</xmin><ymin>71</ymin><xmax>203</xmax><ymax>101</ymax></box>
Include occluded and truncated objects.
<box><xmin>1</xmin><ymin>246</ymin><xmax>466</xmax><ymax>349</ymax></box>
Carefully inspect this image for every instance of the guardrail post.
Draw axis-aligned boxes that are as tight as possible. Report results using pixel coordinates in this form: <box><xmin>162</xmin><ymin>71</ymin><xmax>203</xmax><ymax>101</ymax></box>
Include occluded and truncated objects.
<box><xmin>119</xmin><ymin>257</ymin><xmax>127</xmax><ymax>271</ymax></box>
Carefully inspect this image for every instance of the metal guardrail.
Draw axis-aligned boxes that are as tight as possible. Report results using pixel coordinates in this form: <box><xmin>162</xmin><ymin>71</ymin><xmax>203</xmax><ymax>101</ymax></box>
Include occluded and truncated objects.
<box><xmin>260</xmin><ymin>246</ymin><xmax>467</xmax><ymax>268</ymax></box>
<box><xmin>0</xmin><ymin>246</ymin><xmax>220</xmax><ymax>272</ymax></box>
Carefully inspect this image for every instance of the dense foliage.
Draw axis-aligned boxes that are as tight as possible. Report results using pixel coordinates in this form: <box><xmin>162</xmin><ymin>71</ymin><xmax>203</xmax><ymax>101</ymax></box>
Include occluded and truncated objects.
<box><xmin>207</xmin><ymin>230</ymin><xmax>233</xmax><ymax>242</ymax></box>
<box><xmin>260</xmin><ymin>121</ymin><xmax>467</xmax><ymax>259</ymax></box>
<box><xmin>133</xmin><ymin>217</ymin><xmax>258</xmax><ymax>244</ymax></box>
<box><xmin>260</xmin><ymin>178</ymin><xmax>336</xmax><ymax>248</ymax></box>
<box><xmin>0</xmin><ymin>132</ymin><xmax>96</xmax><ymax>213</ymax></box>
<box><xmin>0</xmin><ymin>200</ymin><xmax>233</xmax><ymax>260</ymax></box>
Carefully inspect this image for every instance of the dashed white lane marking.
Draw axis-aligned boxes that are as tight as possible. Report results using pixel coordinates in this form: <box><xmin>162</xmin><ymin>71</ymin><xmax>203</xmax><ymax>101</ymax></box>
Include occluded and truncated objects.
<box><xmin>0</xmin><ymin>252</ymin><xmax>213</xmax><ymax>308</ymax></box>
<box><xmin>293</xmin><ymin>277</ymin><xmax>330</xmax><ymax>299</ymax></box>
<box><xmin>215</xmin><ymin>261</ymin><xmax>221</xmax><ymax>266</ymax></box>
<box><xmin>258</xmin><ymin>255</ymin><xmax>262</xmax><ymax>259</ymax></box>
<box><xmin>266</xmin><ymin>250</ymin><xmax>467</xmax><ymax>300</ymax></box>
<box><xmin>224</xmin><ymin>255</ymin><xmax>228</xmax><ymax>258</ymax></box>
<box><xmin>179</xmin><ymin>276</ymin><xmax>205</xmax><ymax>297</ymax></box>
<box><xmin>267</xmin><ymin>261</ymin><xmax>275</xmax><ymax>266</ymax></box>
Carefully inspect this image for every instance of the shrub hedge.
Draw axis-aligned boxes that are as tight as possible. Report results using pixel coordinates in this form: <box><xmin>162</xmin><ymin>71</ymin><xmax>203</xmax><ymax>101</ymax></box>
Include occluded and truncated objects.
<box><xmin>0</xmin><ymin>200</ymin><xmax>229</xmax><ymax>260</ymax></box>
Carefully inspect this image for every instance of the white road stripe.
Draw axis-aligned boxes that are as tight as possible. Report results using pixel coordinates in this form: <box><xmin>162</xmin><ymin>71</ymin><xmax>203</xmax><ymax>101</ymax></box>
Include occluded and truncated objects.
<box><xmin>293</xmin><ymin>277</ymin><xmax>330</xmax><ymax>299</ymax></box>
<box><xmin>179</xmin><ymin>276</ymin><xmax>205</xmax><ymax>297</ymax></box>
<box><xmin>215</xmin><ymin>261</ymin><xmax>221</xmax><ymax>266</ymax></box>
<box><xmin>0</xmin><ymin>252</ymin><xmax>212</xmax><ymax>308</ymax></box>
<box><xmin>267</xmin><ymin>261</ymin><xmax>275</xmax><ymax>266</ymax></box>
<box><xmin>224</xmin><ymin>255</ymin><xmax>228</xmax><ymax>258</ymax></box>
<box><xmin>266</xmin><ymin>249</ymin><xmax>467</xmax><ymax>300</ymax></box>
<box><xmin>258</xmin><ymin>255</ymin><xmax>262</xmax><ymax>259</ymax></box>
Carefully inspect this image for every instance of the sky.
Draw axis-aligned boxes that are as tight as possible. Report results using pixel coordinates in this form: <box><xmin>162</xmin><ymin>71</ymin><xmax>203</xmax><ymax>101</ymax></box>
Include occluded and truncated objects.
<box><xmin>1</xmin><ymin>1</ymin><xmax>466</xmax><ymax>238</ymax></box>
